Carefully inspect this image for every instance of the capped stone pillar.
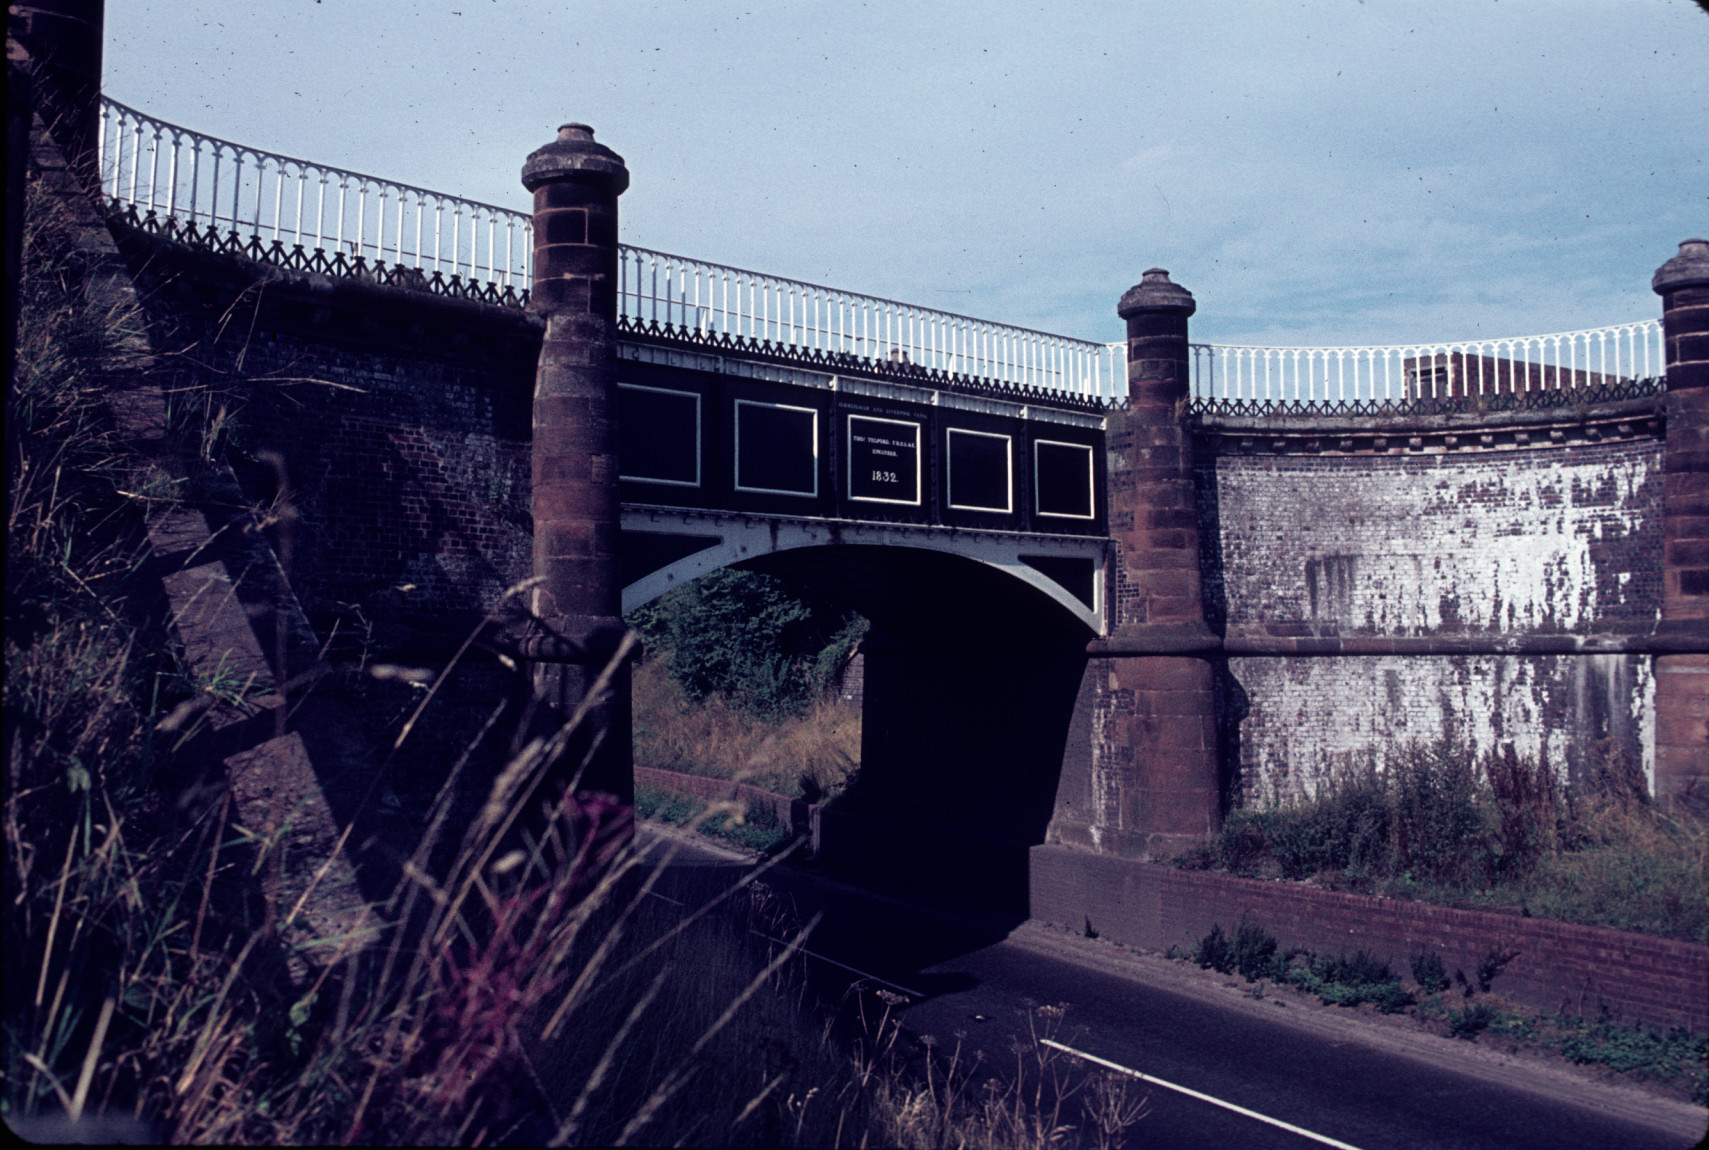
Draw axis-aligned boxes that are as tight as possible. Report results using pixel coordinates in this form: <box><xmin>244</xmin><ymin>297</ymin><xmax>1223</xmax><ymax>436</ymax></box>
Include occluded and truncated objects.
<box><xmin>1106</xmin><ymin>269</ymin><xmax>1221</xmax><ymax>856</ymax></box>
<box><xmin>1652</xmin><ymin>238</ymin><xmax>1709</xmax><ymax>809</ymax></box>
<box><xmin>521</xmin><ymin>123</ymin><xmax>632</xmax><ymax>801</ymax></box>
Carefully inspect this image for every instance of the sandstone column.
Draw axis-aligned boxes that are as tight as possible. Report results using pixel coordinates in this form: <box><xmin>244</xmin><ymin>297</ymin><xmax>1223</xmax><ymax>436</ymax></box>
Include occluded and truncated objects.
<box><xmin>1653</xmin><ymin>238</ymin><xmax>1709</xmax><ymax>809</ymax></box>
<box><xmin>520</xmin><ymin>124</ymin><xmax>632</xmax><ymax>801</ymax></box>
<box><xmin>1107</xmin><ymin>270</ymin><xmax>1221</xmax><ymax>855</ymax></box>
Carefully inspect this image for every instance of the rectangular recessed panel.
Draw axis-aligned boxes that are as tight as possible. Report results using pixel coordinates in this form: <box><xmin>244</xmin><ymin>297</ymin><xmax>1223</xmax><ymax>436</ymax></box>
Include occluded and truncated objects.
<box><xmin>848</xmin><ymin>415</ymin><xmax>921</xmax><ymax>505</ymax></box>
<box><xmin>619</xmin><ymin>384</ymin><xmax>700</xmax><ymax>486</ymax></box>
<box><xmin>735</xmin><ymin>400</ymin><xmax>818</xmax><ymax>497</ymax></box>
<box><xmin>1035</xmin><ymin>440</ymin><xmax>1095</xmax><ymax>519</ymax></box>
<box><xmin>947</xmin><ymin>428</ymin><xmax>1012</xmax><ymax>512</ymax></box>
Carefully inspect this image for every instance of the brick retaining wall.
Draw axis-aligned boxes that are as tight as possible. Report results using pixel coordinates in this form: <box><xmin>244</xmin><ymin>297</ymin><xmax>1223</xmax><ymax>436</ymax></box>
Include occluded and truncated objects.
<box><xmin>1029</xmin><ymin>842</ymin><xmax>1708</xmax><ymax>1033</ymax></box>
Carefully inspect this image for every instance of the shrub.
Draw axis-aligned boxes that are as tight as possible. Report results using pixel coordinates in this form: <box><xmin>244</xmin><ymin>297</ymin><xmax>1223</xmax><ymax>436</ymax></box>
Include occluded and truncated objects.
<box><xmin>1449</xmin><ymin>1003</ymin><xmax>1496</xmax><ymax>1040</ymax></box>
<box><xmin>1475</xmin><ymin>945</ymin><xmax>1519</xmax><ymax>993</ymax></box>
<box><xmin>1389</xmin><ymin>743</ymin><xmax>1489</xmax><ymax>886</ymax></box>
<box><xmin>1192</xmin><ymin>924</ymin><xmax>1235</xmax><ymax>974</ymax></box>
<box><xmin>1197</xmin><ymin>737</ymin><xmax>1707</xmax><ymax>943</ymax></box>
<box><xmin>1232</xmin><ymin>920</ymin><xmax>1281</xmax><ymax>982</ymax></box>
<box><xmin>627</xmin><ymin>569</ymin><xmax>866</xmax><ymax>721</ymax></box>
<box><xmin>1410</xmin><ymin>951</ymin><xmax>1450</xmax><ymax>994</ymax></box>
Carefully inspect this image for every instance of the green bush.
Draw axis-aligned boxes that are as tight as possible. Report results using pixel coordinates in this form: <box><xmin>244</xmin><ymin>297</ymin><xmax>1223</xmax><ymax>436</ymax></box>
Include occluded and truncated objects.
<box><xmin>1560</xmin><ymin>1021</ymin><xmax>1709</xmax><ymax>1102</ymax></box>
<box><xmin>1449</xmin><ymin>1003</ymin><xmax>1496</xmax><ymax>1040</ymax></box>
<box><xmin>1192</xmin><ymin>924</ymin><xmax>1235</xmax><ymax>974</ymax></box>
<box><xmin>627</xmin><ymin>569</ymin><xmax>866</xmax><ymax>721</ymax></box>
<box><xmin>1232</xmin><ymin>920</ymin><xmax>1282</xmax><ymax>982</ymax></box>
<box><xmin>1410</xmin><ymin>950</ymin><xmax>1451</xmax><ymax>994</ymax></box>
<box><xmin>1196</xmin><ymin>739</ymin><xmax>1706</xmax><ymax>942</ymax></box>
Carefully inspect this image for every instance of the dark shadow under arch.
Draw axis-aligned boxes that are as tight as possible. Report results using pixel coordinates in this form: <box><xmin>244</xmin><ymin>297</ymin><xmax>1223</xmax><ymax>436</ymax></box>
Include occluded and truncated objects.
<box><xmin>729</xmin><ymin>545</ymin><xmax>1096</xmax><ymax>925</ymax></box>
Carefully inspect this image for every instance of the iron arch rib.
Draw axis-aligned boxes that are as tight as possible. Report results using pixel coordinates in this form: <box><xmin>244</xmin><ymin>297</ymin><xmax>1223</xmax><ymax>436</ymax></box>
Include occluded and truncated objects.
<box><xmin>618</xmin><ymin>507</ymin><xmax>1106</xmax><ymax>640</ymax></box>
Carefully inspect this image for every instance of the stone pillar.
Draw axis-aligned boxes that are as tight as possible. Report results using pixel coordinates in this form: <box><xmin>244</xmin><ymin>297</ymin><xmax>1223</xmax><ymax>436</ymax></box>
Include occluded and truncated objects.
<box><xmin>1107</xmin><ymin>269</ymin><xmax>1220</xmax><ymax>856</ymax></box>
<box><xmin>10</xmin><ymin>0</ymin><xmax>103</xmax><ymax>176</ymax></box>
<box><xmin>1652</xmin><ymin>238</ymin><xmax>1709</xmax><ymax>809</ymax></box>
<box><xmin>520</xmin><ymin>124</ymin><xmax>632</xmax><ymax>801</ymax></box>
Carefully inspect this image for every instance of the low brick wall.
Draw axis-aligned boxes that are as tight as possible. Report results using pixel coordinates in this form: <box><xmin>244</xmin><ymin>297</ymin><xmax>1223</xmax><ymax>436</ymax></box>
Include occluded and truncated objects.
<box><xmin>631</xmin><ymin>772</ymin><xmax>1706</xmax><ymax>1033</ymax></box>
<box><xmin>1029</xmin><ymin>843</ymin><xmax>1709</xmax><ymax>1034</ymax></box>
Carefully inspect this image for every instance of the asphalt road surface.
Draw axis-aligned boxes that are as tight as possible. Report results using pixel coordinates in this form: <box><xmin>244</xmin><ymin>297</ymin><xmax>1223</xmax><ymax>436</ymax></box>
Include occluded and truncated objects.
<box><xmin>639</xmin><ymin>827</ymin><xmax>1709</xmax><ymax>1149</ymax></box>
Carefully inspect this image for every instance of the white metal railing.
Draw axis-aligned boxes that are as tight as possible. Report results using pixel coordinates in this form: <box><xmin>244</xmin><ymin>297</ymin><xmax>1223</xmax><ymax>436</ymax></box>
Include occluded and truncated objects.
<box><xmin>98</xmin><ymin>98</ymin><xmax>533</xmax><ymax>290</ymax></box>
<box><xmin>1188</xmin><ymin>322</ymin><xmax>1664</xmax><ymax>404</ymax></box>
<box><xmin>619</xmin><ymin>246</ymin><xmax>1127</xmax><ymax>399</ymax></box>
<box><xmin>97</xmin><ymin>97</ymin><xmax>1663</xmax><ymax>408</ymax></box>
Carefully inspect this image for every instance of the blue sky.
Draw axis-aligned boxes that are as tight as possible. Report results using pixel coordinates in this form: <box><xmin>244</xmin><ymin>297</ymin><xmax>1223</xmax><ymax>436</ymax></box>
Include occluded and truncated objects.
<box><xmin>103</xmin><ymin>1</ymin><xmax>1707</xmax><ymax>346</ymax></box>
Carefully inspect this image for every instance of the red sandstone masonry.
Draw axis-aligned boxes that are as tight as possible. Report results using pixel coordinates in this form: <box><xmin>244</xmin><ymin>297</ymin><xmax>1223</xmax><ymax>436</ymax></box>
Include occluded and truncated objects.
<box><xmin>1029</xmin><ymin>843</ymin><xmax>1708</xmax><ymax>1033</ymax></box>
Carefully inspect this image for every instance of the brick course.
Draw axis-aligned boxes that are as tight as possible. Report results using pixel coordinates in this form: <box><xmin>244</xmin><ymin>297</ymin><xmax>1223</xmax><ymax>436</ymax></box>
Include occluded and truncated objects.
<box><xmin>1030</xmin><ymin>844</ymin><xmax>1708</xmax><ymax>1033</ymax></box>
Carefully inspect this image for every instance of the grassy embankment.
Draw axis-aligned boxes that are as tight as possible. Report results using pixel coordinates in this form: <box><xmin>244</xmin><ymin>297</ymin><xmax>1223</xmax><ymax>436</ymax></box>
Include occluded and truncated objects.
<box><xmin>1176</xmin><ymin>741</ymin><xmax>1707</xmax><ymax>944</ymax></box>
<box><xmin>3</xmin><ymin>162</ymin><xmax>1145</xmax><ymax>1147</ymax></box>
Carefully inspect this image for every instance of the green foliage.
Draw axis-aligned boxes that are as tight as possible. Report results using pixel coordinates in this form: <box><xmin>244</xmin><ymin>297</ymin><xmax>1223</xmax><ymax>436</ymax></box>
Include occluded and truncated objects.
<box><xmin>627</xmin><ymin>569</ymin><xmax>866</xmax><ymax>721</ymax></box>
<box><xmin>1410</xmin><ymin>951</ymin><xmax>1451</xmax><ymax>995</ymax></box>
<box><xmin>1558</xmin><ymin>1021</ymin><xmax>1708</xmax><ymax>1099</ymax></box>
<box><xmin>1449</xmin><ymin>1003</ymin><xmax>1496</xmax><ymax>1040</ymax></box>
<box><xmin>1197</xmin><ymin>738</ymin><xmax>1707</xmax><ymax>942</ymax></box>
<box><xmin>1192</xmin><ymin>924</ymin><xmax>1234</xmax><ymax>974</ymax></box>
<box><xmin>1284</xmin><ymin>950</ymin><xmax>1416</xmax><ymax>1013</ymax></box>
<box><xmin>632</xmin><ymin>785</ymin><xmax>793</xmax><ymax>854</ymax></box>
<box><xmin>1232</xmin><ymin>920</ymin><xmax>1282</xmax><ymax>982</ymax></box>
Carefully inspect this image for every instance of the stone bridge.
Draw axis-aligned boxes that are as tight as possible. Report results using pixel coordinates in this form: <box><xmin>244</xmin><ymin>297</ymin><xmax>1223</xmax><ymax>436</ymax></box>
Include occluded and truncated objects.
<box><xmin>41</xmin><ymin>79</ymin><xmax>1709</xmax><ymax>918</ymax></box>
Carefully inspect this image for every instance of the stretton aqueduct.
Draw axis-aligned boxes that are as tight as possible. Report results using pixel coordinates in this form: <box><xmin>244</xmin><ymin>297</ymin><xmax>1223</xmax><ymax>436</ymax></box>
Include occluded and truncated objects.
<box><xmin>13</xmin><ymin>2</ymin><xmax>1707</xmax><ymax>922</ymax></box>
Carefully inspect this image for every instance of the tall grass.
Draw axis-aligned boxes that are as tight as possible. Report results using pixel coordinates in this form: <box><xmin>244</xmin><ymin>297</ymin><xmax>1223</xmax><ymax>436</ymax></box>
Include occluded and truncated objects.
<box><xmin>1187</xmin><ymin>740</ymin><xmax>1707</xmax><ymax>942</ymax></box>
<box><xmin>5</xmin><ymin>158</ymin><xmax>1142</xmax><ymax>1146</ymax></box>
<box><xmin>631</xmin><ymin>652</ymin><xmax>860</xmax><ymax>800</ymax></box>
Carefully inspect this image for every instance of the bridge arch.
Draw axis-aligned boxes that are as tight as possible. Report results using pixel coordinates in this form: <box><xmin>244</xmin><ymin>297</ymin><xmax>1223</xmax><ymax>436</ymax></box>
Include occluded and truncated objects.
<box><xmin>620</xmin><ymin>511</ymin><xmax>1107</xmax><ymax>637</ymax></box>
<box><xmin>621</xmin><ymin>512</ymin><xmax>1101</xmax><ymax>922</ymax></box>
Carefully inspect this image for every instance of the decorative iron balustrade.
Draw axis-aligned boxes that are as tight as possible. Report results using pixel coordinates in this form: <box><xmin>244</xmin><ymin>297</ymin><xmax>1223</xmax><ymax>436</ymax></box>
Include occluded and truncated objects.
<box><xmin>1189</xmin><ymin>375</ymin><xmax>1665</xmax><ymax>421</ymax></box>
<box><xmin>99</xmin><ymin>98</ymin><xmax>533</xmax><ymax>297</ymax></box>
<box><xmin>614</xmin><ymin>312</ymin><xmax>1113</xmax><ymax>411</ymax></box>
<box><xmin>619</xmin><ymin>247</ymin><xmax>1127</xmax><ymax>401</ymax></box>
<box><xmin>96</xmin><ymin>97</ymin><xmax>1664</xmax><ymax>414</ymax></box>
<box><xmin>1187</xmin><ymin>323</ymin><xmax>1664</xmax><ymax>406</ymax></box>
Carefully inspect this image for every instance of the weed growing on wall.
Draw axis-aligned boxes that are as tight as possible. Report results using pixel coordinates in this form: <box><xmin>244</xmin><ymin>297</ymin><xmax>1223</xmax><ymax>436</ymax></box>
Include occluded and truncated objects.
<box><xmin>1182</xmin><ymin>739</ymin><xmax>1707</xmax><ymax>942</ymax></box>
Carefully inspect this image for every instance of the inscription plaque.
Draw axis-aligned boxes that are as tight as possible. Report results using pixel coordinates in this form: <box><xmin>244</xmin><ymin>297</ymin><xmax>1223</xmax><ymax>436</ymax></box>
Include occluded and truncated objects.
<box><xmin>847</xmin><ymin>415</ymin><xmax>920</xmax><ymax>504</ymax></box>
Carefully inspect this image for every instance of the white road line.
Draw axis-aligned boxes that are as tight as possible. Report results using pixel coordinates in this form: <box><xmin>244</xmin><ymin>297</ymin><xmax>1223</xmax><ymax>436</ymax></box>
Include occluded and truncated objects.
<box><xmin>1042</xmin><ymin>1039</ymin><xmax>1367</xmax><ymax>1150</ymax></box>
<box><xmin>643</xmin><ymin>890</ymin><xmax>924</xmax><ymax>999</ymax></box>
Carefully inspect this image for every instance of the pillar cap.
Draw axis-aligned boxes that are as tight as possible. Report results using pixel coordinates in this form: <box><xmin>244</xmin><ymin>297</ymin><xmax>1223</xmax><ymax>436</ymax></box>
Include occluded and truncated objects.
<box><xmin>1118</xmin><ymin>268</ymin><xmax>1196</xmax><ymax>319</ymax></box>
<box><xmin>521</xmin><ymin>123</ymin><xmax>630</xmax><ymax>195</ymax></box>
<box><xmin>1653</xmin><ymin>239</ymin><xmax>1709</xmax><ymax>295</ymax></box>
